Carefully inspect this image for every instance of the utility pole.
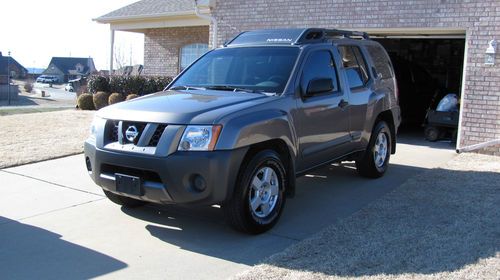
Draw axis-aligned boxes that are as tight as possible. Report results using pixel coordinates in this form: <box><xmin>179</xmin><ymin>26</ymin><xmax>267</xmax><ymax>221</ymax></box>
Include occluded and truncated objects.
<box><xmin>7</xmin><ymin>51</ymin><xmax>11</xmax><ymax>105</ymax></box>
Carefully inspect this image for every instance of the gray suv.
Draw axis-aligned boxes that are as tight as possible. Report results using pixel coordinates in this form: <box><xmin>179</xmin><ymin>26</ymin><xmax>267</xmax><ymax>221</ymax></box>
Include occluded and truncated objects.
<box><xmin>84</xmin><ymin>28</ymin><xmax>400</xmax><ymax>234</ymax></box>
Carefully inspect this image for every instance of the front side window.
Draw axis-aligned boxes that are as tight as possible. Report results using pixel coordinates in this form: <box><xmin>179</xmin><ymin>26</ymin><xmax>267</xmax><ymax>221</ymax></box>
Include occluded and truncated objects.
<box><xmin>300</xmin><ymin>50</ymin><xmax>339</xmax><ymax>94</ymax></box>
<box><xmin>180</xmin><ymin>43</ymin><xmax>209</xmax><ymax>72</ymax></box>
<box><xmin>173</xmin><ymin>47</ymin><xmax>300</xmax><ymax>94</ymax></box>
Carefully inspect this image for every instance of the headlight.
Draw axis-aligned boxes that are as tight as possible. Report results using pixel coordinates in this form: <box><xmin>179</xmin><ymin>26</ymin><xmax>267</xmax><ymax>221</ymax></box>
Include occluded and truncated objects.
<box><xmin>178</xmin><ymin>125</ymin><xmax>222</xmax><ymax>151</ymax></box>
<box><xmin>89</xmin><ymin>116</ymin><xmax>101</xmax><ymax>141</ymax></box>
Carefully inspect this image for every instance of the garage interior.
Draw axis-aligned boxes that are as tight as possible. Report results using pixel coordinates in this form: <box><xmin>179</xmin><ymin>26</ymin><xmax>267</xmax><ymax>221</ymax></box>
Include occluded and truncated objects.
<box><xmin>371</xmin><ymin>35</ymin><xmax>465</xmax><ymax>141</ymax></box>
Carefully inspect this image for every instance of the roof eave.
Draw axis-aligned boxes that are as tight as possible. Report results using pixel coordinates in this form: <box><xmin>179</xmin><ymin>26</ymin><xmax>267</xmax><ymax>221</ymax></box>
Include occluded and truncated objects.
<box><xmin>93</xmin><ymin>9</ymin><xmax>210</xmax><ymax>24</ymax></box>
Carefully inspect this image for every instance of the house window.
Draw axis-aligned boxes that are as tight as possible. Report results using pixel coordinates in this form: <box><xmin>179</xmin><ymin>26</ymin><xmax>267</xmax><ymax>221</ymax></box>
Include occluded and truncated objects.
<box><xmin>180</xmin><ymin>43</ymin><xmax>209</xmax><ymax>72</ymax></box>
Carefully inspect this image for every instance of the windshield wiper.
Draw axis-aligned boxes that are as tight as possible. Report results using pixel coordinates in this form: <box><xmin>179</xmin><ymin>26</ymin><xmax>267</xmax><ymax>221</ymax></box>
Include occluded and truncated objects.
<box><xmin>205</xmin><ymin>85</ymin><xmax>276</xmax><ymax>95</ymax></box>
<box><xmin>170</xmin><ymin>85</ymin><xmax>206</xmax><ymax>91</ymax></box>
<box><xmin>205</xmin><ymin>85</ymin><xmax>254</xmax><ymax>92</ymax></box>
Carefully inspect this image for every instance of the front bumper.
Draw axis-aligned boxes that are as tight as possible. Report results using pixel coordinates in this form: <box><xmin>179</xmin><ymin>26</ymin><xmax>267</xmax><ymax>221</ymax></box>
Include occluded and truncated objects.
<box><xmin>84</xmin><ymin>141</ymin><xmax>247</xmax><ymax>205</ymax></box>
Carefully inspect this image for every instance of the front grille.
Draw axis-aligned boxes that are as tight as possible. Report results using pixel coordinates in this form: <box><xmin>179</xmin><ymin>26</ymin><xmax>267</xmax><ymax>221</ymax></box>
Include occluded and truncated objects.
<box><xmin>111</xmin><ymin>121</ymin><xmax>119</xmax><ymax>142</ymax></box>
<box><xmin>104</xmin><ymin>120</ymin><xmax>167</xmax><ymax>148</ymax></box>
<box><xmin>122</xmin><ymin>121</ymin><xmax>147</xmax><ymax>145</ymax></box>
<box><xmin>148</xmin><ymin>125</ymin><xmax>167</xmax><ymax>147</ymax></box>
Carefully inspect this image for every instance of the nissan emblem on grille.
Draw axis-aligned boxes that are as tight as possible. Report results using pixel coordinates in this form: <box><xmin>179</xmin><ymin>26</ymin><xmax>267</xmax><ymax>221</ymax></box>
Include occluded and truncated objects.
<box><xmin>125</xmin><ymin>126</ymin><xmax>139</xmax><ymax>142</ymax></box>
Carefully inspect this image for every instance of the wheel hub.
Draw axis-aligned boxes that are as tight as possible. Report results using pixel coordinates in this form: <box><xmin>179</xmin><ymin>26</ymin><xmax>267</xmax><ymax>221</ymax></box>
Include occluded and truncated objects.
<box><xmin>373</xmin><ymin>132</ymin><xmax>388</xmax><ymax>168</ymax></box>
<box><xmin>249</xmin><ymin>167</ymin><xmax>279</xmax><ymax>218</ymax></box>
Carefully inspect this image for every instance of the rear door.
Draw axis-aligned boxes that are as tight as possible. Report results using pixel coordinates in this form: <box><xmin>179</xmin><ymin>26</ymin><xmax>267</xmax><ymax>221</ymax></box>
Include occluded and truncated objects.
<box><xmin>295</xmin><ymin>47</ymin><xmax>350</xmax><ymax>171</ymax></box>
<box><xmin>337</xmin><ymin>44</ymin><xmax>374</xmax><ymax>149</ymax></box>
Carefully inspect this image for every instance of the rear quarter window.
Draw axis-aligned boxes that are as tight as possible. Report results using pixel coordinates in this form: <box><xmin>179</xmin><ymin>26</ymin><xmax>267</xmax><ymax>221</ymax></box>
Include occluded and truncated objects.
<box><xmin>366</xmin><ymin>45</ymin><xmax>393</xmax><ymax>79</ymax></box>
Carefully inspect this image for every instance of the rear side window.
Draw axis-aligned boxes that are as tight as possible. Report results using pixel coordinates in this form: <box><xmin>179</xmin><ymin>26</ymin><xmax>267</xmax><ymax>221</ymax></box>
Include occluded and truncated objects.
<box><xmin>300</xmin><ymin>50</ymin><xmax>339</xmax><ymax>94</ymax></box>
<box><xmin>366</xmin><ymin>45</ymin><xmax>393</xmax><ymax>79</ymax></box>
<box><xmin>338</xmin><ymin>45</ymin><xmax>369</xmax><ymax>89</ymax></box>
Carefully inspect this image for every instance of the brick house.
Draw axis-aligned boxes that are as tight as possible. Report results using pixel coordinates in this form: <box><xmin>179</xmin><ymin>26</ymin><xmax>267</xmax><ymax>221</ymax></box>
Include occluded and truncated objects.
<box><xmin>96</xmin><ymin>0</ymin><xmax>500</xmax><ymax>154</ymax></box>
<box><xmin>0</xmin><ymin>52</ymin><xmax>28</xmax><ymax>84</ymax></box>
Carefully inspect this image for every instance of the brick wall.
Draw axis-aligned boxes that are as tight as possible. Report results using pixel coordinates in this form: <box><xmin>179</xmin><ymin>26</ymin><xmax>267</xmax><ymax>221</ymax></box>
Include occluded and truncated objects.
<box><xmin>212</xmin><ymin>0</ymin><xmax>500</xmax><ymax>154</ymax></box>
<box><xmin>143</xmin><ymin>26</ymin><xmax>209</xmax><ymax>77</ymax></box>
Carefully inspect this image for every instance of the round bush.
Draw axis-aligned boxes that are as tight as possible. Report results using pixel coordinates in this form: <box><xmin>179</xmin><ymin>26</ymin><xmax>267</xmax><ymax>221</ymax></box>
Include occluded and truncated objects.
<box><xmin>93</xmin><ymin>91</ymin><xmax>110</xmax><ymax>110</ymax></box>
<box><xmin>77</xmin><ymin>93</ymin><xmax>95</xmax><ymax>110</ymax></box>
<box><xmin>108</xmin><ymin>93</ymin><xmax>125</xmax><ymax>105</ymax></box>
<box><xmin>24</xmin><ymin>82</ymin><xmax>34</xmax><ymax>93</ymax></box>
<box><xmin>126</xmin><ymin>94</ymin><xmax>140</xmax><ymax>101</ymax></box>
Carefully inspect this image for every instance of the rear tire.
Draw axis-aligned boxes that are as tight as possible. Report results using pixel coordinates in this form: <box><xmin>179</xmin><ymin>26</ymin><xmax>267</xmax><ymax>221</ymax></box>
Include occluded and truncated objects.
<box><xmin>224</xmin><ymin>150</ymin><xmax>286</xmax><ymax>234</ymax></box>
<box><xmin>356</xmin><ymin>121</ymin><xmax>392</xmax><ymax>178</ymax></box>
<box><xmin>425</xmin><ymin>126</ymin><xmax>440</xmax><ymax>142</ymax></box>
<box><xmin>103</xmin><ymin>190</ymin><xmax>146</xmax><ymax>208</ymax></box>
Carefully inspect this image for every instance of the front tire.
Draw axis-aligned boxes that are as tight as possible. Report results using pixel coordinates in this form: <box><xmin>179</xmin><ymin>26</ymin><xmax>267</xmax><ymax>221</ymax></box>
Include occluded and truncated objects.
<box><xmin>356</xmin><ymin>121</ymin><xmax>392</xmax><ymax>178</ymax></box>
<box><xmin>224</xmin><ymin>150</ymin><xmax>286</xmax><ymax>234</ymax></box>
<box><xmin>103</xmin><ymin>190</ymin><xmax>146</xmax><ymax>208</ymax></box>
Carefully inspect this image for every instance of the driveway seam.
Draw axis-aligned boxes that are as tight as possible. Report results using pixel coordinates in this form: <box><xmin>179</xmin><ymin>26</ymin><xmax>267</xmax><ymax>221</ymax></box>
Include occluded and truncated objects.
<box><xmin>0</xmin><ymin>198</ymin><xmax>105</xmax><ymax>227</ymax></box>
<box><xmin>266</xmin><ymin>232</ymin><xmax>301</xmax><ymax>242</ymax></box>
<box><xmin>0</xmin><ymin>169</ymin><xmax>104</xmax><ymax>197</ymax></box>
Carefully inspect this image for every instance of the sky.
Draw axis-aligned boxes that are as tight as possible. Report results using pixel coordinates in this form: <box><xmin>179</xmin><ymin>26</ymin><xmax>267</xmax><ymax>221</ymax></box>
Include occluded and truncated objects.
<box><xmin>1</xmin><ymin>0</ymin><xmax>144</xmax><ymax>71</ymax></box>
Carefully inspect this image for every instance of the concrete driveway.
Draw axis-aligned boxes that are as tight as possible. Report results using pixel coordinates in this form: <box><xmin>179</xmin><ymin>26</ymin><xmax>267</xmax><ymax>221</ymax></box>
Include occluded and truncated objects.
<box><xmin>0</xmin><ymin>136</ymin><xmax>456</xmax><ymax>279</ymax></box>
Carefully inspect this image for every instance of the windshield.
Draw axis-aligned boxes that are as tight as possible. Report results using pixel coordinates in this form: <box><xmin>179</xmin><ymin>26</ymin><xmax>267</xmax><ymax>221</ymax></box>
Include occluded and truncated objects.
<box><xmin>171</xmin><ymin>47</ymin><xmax>300</xmax><ymax>94</ymax></box>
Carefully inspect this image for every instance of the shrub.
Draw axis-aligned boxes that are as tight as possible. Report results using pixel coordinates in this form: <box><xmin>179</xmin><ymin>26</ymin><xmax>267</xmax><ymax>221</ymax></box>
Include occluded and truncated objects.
<box><xmin>77</xmin><ymin>93</ymin><xmax>95</xmax><ymax>110</ymax></box>
<box><xmin>24</xmin><ymin>82</ymin><xmax>33</xmax><ymax>93</ymax></box>
<box><xmin>126</xmin><ymin>94</ymin><xmax>140</xmax><ymax>101</ymax></box>
<box><xmin>87</xmin><ymin>75</ymin><xmax>173</xmax><ymax>96</ymax></box>
<box><xmin>87</xmin><ymin>76</ymin><xmax>109</xmax><ymax>93</ymax></box>
<box><xmin>109</xmin><ymin>75</ymin><xmax>125</xmax><ymax>94</ymax></box>
<box><xmin>93</xmin><ymin>91</ymin><xmax>110</xmax><ymax>110</ymax></box>
<box><xmin>123</xmin><ymin>76</ymin><xmax>146</xmax><ymax>95</ymax></box>
<box><xmin>108</xmin><ymin>92</ymin><xmax>125</xmax><ymax>105</ymax></box>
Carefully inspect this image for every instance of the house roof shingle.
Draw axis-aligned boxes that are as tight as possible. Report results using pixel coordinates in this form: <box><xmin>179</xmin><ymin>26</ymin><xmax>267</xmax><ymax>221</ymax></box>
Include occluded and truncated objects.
<box><xmin>96</xmin><ymin>0</ymin><xmax>194</xmax><ymax>21</ymax></box>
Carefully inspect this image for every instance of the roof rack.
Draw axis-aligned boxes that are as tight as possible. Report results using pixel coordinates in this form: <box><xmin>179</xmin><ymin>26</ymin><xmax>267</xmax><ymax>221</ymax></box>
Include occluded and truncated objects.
<box><xmin>224</xmin><ymin>28</ymin><xmax>370</xmax><ymax>47</ymax></box>
<box><xmin>294</xmin><ymin>28</ymin><xmax>370</xmax><ymax>44</ymax></box>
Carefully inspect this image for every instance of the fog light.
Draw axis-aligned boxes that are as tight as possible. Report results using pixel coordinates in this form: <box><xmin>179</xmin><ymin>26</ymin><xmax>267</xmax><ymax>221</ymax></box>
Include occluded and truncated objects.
<box><xmin>191</xmin><ymin>174</ymin><xmax>206</xmax><ymax>192</ymax></box>
<box><xmin>85</xmin><ymin>157</ymin><xmax>92</xmax><ymax>173</ymax></box>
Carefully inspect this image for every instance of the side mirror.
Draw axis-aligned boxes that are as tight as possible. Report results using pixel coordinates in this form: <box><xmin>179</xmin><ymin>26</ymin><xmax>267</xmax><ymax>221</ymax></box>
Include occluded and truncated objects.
<box><xmin>306</xmin><ymin>78</ymin><xmax>333</xmax><ymax>96</ymax></box>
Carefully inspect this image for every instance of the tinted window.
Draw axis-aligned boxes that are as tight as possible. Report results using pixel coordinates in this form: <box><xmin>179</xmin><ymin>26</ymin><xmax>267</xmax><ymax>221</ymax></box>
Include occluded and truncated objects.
<box><xmin>366</xmin><ymin>45</ymin><xmax>393</xmax><ymax>79</ymax></box>
<box><xmin>300</xmin><ymin>50</ymin><xmax>339</xmax><ymax>94</ymax></box>
<box><xmin>173</xmin><ymin>47</ymin><xmax>299</xmax><ymax>93</ymax></box>
<box><xmin>339</xmin><ymin>45</ymin><xmax>369</xmax><ymax>89</ymax></box>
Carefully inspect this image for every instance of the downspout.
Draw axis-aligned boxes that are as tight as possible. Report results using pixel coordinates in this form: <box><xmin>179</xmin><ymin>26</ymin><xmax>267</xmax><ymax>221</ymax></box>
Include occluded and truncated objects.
<box><xmin>456</xmin><ymin>139</ymin><xmax>500</xmax><ymax>153</ymax></box>
<box><xmin>194</xmin><ymin>0</ymin><xmax>218</xmax><ymax>49</ymax></box>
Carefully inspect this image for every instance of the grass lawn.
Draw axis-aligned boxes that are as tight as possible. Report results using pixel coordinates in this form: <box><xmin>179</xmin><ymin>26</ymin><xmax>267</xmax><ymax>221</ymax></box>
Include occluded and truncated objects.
<box><xmin>0</xmin><ymin>110</ymin><xmax>94</xmax><ymax>168</ymax></box>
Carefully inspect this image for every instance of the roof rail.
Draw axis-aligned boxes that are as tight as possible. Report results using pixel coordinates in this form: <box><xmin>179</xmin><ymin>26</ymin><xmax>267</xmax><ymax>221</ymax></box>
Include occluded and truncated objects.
<box><xmin>294</xmin><ymin>28</ymin><xmax>370</xmax><ymax>44</ymax></box>
<box><xmin>223</xmin><ymin>28</ymin><xmax>370</xmax><ymax>47</ymax></box>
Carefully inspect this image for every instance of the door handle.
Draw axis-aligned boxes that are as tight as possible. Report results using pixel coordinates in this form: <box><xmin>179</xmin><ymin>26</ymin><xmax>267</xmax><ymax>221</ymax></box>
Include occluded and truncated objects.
<box><xmin>339</xmin><ymin>99</ymin><xmax>349</xmax><ymax>109</ymax></box>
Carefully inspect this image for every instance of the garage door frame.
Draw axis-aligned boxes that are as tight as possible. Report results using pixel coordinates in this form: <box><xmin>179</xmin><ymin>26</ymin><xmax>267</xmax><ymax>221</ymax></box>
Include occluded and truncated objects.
<box><xmin>357</xmin><ymin>27</ymin><xmax>467</xmax><ymax>150</ymax></box>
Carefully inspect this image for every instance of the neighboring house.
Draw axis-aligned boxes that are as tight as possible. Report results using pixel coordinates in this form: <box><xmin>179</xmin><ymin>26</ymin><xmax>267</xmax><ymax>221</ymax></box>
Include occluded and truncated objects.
<box><xmin>115</xmin><ymin>64</ymin><xmax>144</xmax><ymax>76</ymax></box>
<box><xmin>0</xmin><ymin>51</ymin><xmax>28</xmax><ymax>84</ymax></box>
<box><xmin>95</xmin><ymin>0</ymin><xmax>500</xmax><ymax>155</ymax></box>
<box><xmin>42</xmin><ymin>57</ymin><xmax>97</xmax><ymax>83</ymax></box>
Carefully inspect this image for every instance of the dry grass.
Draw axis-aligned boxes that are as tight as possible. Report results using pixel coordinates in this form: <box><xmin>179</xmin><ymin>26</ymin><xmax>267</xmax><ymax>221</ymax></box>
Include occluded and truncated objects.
<box><xmin>0</xmin><ymin>110</ymin><xmax>94</xmax><ymax>169</ymax></box>
<box><xmin>234</xmin><ymin>153</ymin><xmax>500</xmax><ymax>280</ymax></box>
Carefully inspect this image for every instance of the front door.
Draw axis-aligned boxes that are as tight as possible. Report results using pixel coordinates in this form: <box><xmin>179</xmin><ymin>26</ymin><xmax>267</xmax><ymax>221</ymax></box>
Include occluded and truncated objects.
<box><xmin>295</xmin><ymin>48</ymin><xmax>350</xmax><ymax>171</ymax></box>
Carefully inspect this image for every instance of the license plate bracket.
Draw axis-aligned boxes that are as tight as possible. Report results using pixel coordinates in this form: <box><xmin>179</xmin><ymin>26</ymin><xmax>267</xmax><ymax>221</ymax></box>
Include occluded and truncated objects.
<box><xmin>115</xmin><ymin>173</ymin><xmax>142</xmax><ymax>196</ymax></box>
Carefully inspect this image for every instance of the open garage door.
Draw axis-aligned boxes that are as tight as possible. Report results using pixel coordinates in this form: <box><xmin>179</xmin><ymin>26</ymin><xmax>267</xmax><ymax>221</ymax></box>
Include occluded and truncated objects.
<box><xmin>366</xmin><ymin>30</ymin><xmax>466</xmax><ymax>138</ymax></box>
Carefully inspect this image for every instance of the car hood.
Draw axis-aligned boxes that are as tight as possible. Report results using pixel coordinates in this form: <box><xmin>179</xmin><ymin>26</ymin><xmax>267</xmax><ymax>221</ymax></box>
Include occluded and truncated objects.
<box><xmin>97</xmin><ymin>90</ymin><xmax>268</xmax><ymax>124</ymax></box>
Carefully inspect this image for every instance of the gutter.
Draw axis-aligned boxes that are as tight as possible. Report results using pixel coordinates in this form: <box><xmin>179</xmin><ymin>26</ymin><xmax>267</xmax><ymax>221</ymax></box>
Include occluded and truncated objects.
<box><xmin>93</xmin><ymin>10</ymin><xmax>208</xmax><ymax>23</ymax></box>
<box><xmin>193</xmin><ymin>0</ymin><xmax>217</xmax><ymax>48</ymax></box>
<box><xmin>456</xmin><ymin>139</ymin><xmax>500</xmax><ymax>153</ymax></box>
